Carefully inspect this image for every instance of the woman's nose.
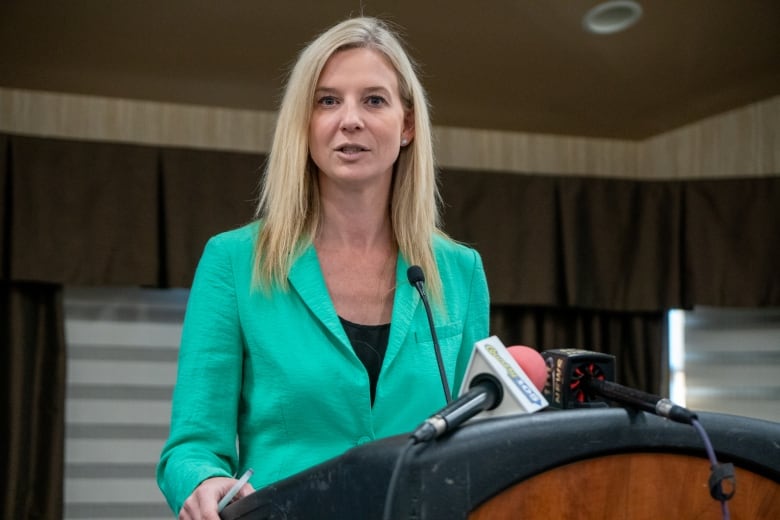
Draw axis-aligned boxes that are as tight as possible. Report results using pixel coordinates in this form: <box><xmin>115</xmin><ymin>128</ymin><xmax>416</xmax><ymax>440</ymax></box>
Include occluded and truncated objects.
<box><xmin>340</xmin><ymin>101</ymin><xmax>364</xmax><ymax>131</ymax></box>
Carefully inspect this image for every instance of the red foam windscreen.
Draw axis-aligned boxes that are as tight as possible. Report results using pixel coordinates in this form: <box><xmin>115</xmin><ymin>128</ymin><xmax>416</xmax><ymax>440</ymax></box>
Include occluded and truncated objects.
<box><xmin>506</xmin><ymin>345</ymin><xmax>548</xmax><ymax>392</ymax></box>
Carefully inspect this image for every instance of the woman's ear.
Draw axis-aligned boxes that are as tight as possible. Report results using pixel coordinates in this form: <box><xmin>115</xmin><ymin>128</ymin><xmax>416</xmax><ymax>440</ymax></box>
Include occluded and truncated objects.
<box><xmin>402</xmin><ymin>111</ymin><xmax>415</xmax><ymax>146</ymax></box>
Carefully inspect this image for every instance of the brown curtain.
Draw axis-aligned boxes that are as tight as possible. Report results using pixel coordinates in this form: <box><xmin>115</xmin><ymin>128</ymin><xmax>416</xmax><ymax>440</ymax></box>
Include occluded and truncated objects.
<box><xmin>2</xmin><ymin>135</ymin><xmax>66</xmax><ymax>518</ymax></box>
<box><xmin>684</xmin><ymin>178</ymin><xmax>780</xmax><ymax>307</ymax></box>
<box><xmin>490</xmin><ymin>306</ymin><xmax>665</xmax><ymax>394</ymax></box>
<box><xmin>2</xmin><ymin>136</ymin><xmax>261</xmax><ymax>287</ymax></box>
<box><xmin>438</xmin><ymin>169</ymin><xmax>687</xmax><ymax>310</ymax></box>
<box><xmin>0</xmin><ymin>282</ymin><xmax>66</xmax><ymax>520</ymax></box>
<box><xmin>440</xmin><ymin>169</ymin><xmax>779</xmax><ymax>393</ymax></box>
<box><xmin>159</xmin><ymin>147</ymin><xmax>262</xmax><ymax>287</ymax></box>
<box><xmin>438</xmin><ymin>170</ymin><xmax>676</xmax><ymax>392</ymax></box>
<box><xmin>6</xmin><ymin>135</ymin><xmax>161</xmax><ymax>285</ymax></box>
<box><xmin>4</xmin><ymin>133</ymin><xmax>777</xmax><ymax>307</ymax></box>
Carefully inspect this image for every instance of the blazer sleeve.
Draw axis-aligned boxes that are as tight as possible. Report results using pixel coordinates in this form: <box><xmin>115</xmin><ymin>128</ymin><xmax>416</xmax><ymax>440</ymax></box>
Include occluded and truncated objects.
<box><xmin>156</xmin><ymin>234</ymin><xmax>244</xmax><ymax>513</ymax></box>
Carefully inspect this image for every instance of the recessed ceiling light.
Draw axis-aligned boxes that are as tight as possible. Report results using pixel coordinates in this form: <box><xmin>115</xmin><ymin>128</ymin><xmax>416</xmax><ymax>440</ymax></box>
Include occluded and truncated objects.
<box><xmin>583</xmin><ymin>0</ymin><xmax>643</xmax><ymax>35</ymax></box>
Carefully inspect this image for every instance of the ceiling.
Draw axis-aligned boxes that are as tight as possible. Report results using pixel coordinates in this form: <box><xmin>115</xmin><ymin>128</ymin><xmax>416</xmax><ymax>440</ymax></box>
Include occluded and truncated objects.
<box><xmin>1</xmin><ymin>0</ymin><xmax>779</xmax><ymax>140</ymax></box>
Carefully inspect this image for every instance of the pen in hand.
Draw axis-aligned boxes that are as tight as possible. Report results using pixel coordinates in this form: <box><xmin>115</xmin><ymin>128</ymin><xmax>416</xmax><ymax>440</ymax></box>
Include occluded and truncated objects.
<box><xmin>217</xmin><ymin>468</ymin><xmax>254</xmax><ymax>513</ymax></box>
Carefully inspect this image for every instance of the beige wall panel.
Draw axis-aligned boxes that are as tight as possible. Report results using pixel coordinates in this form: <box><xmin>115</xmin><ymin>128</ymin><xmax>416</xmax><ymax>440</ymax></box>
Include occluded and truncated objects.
<box><xmin>1</xmin><ymin>87</ymin><xmax>777</xmax><ymax>179</ymax></box>
<box><xmin>639</xmin><ymin>96</ymin><xmax>779</xmax><ymax>178</ymax></box>
<box><xmin>0</xmin><ymin>87</ymin><xmax>276</xmax><ymax>153</ymax></box>
<box><xmin>433</xmin><ymin>126</ymin><xmax>639</xmax><ymax>177</ymax></box>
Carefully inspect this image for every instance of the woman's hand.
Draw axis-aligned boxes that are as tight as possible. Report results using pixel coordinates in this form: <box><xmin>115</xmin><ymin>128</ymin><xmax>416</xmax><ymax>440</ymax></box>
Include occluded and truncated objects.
<box><xmin>178</xmin><ymin>476</ymin><xmax>255</xmax><ymax>520</ymax></box>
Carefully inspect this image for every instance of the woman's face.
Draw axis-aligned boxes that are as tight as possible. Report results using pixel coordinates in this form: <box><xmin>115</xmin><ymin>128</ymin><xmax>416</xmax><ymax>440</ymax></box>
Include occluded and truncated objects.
<box><xmin>308</xmin><ymin>47</ymin><xmax>414</xmax><ymax>189</ymax></box>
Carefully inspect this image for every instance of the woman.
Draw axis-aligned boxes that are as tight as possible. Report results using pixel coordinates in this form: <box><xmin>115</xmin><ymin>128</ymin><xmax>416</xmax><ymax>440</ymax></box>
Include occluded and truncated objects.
<box><xmin>157</xmin><ymin>16</ymin><xmax>489</xmax><ymax>518</ymax></box>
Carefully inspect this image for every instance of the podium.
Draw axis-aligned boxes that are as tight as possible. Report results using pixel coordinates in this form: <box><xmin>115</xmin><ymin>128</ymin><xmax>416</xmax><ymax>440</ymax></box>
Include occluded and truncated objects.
<box><xmin>221</xmin><ymin>409</ymin><xmax>780</xmax><ymax>519</ymax></box>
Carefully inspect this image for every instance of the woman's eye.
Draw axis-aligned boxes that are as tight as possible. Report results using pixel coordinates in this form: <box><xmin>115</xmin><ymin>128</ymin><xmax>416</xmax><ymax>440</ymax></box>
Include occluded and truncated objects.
<box><xmin>366</xmin><ymin>95</ymin><xmax>386</xmax><ymax>106</ymax></box>
<box><xmin>317</xmin><ymin>96</ymin><xmax>338</xmax><ymax>106</ymax></box>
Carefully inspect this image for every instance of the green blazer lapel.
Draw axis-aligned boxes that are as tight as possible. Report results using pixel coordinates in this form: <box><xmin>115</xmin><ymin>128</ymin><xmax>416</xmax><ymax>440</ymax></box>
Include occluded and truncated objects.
<box><xmin>383</xmin><ymin>254</ymin><xmax>419</xmax><ymax>369</ymax></box>
<box><xmin>288</xmin><ymin>245</ymin><xmax>351</xmax><ymax>352</ymax></box>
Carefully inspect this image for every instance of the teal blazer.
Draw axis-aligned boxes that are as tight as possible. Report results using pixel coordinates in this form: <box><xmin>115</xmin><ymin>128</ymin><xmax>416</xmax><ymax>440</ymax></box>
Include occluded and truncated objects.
<box><xmin>157</xmin><ymin>222</ymin><xmax>490</xmax><ymax>513</ymax></box>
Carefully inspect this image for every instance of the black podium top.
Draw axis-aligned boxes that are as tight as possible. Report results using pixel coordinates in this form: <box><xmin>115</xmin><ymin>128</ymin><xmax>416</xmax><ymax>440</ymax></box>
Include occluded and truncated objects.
<box><xmin>221</xmin><ymin>408</ymin><xmax>780</xmax><ymax>520</ymax></box>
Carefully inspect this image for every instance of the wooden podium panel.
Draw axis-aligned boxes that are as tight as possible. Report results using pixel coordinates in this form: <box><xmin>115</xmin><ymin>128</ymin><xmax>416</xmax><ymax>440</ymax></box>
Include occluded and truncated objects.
<box><xmin>470</xmin><ymin>452</ymin><xmax>780</xmax><ymax>519</ymax></box>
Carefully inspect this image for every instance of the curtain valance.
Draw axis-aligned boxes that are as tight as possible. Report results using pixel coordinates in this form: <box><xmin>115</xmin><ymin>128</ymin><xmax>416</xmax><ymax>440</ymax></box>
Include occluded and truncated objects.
<box><xmin>3</xmin><ymin>133</ymin><xmax>778</xmax><ymax>310</ymax></box>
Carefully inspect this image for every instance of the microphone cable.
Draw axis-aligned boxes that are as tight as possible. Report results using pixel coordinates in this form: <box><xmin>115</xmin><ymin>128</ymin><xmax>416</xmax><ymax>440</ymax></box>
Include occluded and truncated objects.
<box><xmin>381</xmin><ymin>437</ymin><xmax>418</xmax><ymax>520</ymax></box>
<box><xmin>691</xmin><ymin>418</ymin><xmax>735</xmax><ymax>520</ymax></box>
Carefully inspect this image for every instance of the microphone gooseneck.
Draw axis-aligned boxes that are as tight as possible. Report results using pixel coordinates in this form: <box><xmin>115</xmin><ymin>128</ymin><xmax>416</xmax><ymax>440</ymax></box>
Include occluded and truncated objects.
<box><xmin>407</xmin><ymin>265</ymin><xmax>452</xmax><ymax>404</ymax></box>
<box><xmin>587</xmin><ymin>378</ymin><xmax>698</xmax><ymax>424</ymax></box>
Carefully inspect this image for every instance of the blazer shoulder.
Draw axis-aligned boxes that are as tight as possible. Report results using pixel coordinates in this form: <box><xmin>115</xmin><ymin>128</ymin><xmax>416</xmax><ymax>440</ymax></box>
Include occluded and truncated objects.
<box><xmin>197</xmin><ymin>221</ymin><xmax>260</xmax><ymax>280</ymax></box>
<box><xmin>432</xmin><ymin>233</ymin><xmax>482</xmax><ymax>265</ymax></box>
<box><xmin>209</xmin><ymin>220</ymin><xmax>260</xmax><ymax>249</ymax></box>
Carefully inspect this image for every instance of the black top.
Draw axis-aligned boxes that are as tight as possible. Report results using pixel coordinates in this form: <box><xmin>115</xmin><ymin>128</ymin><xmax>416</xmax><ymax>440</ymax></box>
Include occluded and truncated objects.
<box><xmin>339</xmin><ymin>317</ymin><xmax>391</xmax><ymax>404</ymax></box>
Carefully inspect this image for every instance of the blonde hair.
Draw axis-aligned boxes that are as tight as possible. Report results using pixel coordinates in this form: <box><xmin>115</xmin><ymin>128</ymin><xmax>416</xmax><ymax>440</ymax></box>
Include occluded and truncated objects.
<box><xmin>254</xmin><ymin>16</ymin><xmax>444</xmax><ymax>299</ymax></box>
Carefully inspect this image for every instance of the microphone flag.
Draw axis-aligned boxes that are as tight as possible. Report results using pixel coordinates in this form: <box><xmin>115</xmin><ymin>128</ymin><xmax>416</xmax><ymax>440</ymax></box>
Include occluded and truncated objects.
<box><xmin>458</xmin><ymin>336</ymin><xmax>548</xmax><ymax>420</ymax></box>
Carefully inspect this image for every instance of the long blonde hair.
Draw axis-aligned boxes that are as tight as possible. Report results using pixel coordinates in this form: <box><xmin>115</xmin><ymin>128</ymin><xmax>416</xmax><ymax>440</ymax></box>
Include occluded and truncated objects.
<box><xmin>254</xmin><ymin>16</ymin><xmax>444</xmax><ymax>298</ymax></box>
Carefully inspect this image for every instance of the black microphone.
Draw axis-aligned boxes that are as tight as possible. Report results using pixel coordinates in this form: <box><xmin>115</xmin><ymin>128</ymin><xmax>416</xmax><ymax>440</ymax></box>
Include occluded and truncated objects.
<box><xmin>407</xmin><ymin>265</ymin><xmax>452</xmax><ymax>403</ymax></box>
<box><xmin>410</xmin><ymin>374</ymin><xmax>502</xmax><ymax>443</ymax></box>
<box><xmin>588</xmin><ymin>378</ymin><xmax>698</xmax><ymax>424</ymax></box>
<box><xmin>542</xmin><ymin>348</ymin><xmax>698</xmax><ymax>425</ymax></box>
<box><xmin>411</xmin><ymin>336</ymin><xmax>549</xmax><ymax>444</ymax></box>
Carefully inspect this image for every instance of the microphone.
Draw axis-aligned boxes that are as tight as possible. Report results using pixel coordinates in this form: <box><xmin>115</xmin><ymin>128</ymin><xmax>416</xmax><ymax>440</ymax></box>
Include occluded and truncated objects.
<box><xmin>506</xmin><ymin>345</ymin><xmax>549</xmax><ymax>392</ymax></box>
<box><xmin>407</xmin><ymin>265</ymin><xmax>451</xmax><ymax>403</ymax></box>
<box><xmin>410</xmin><ymin>336</ymin><xmax>548</xmax><ymax>443</ymax></box>
<box><xmin>541</xmin><ymin>348</ymin><xmax>697</xmax><ymax>424</ymax></box>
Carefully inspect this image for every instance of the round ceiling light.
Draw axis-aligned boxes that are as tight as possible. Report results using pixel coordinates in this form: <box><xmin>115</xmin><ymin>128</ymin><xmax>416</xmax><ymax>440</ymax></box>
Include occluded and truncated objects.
<box><xmin>583</xmin><ymin>0</ymin><xmax>643</xmax><ymax>35</ymax></box>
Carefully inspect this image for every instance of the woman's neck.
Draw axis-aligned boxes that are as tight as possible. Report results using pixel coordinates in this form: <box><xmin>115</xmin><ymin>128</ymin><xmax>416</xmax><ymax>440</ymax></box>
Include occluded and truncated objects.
<box><xmin>314</xmin><ymin>190</ymin><xmax>398</xmax><ymax>324</ymax></box>
<box><xmin>316</xmin><ymin>191</ymin><xmax>394</xmax><ymax>252</ymax></box>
